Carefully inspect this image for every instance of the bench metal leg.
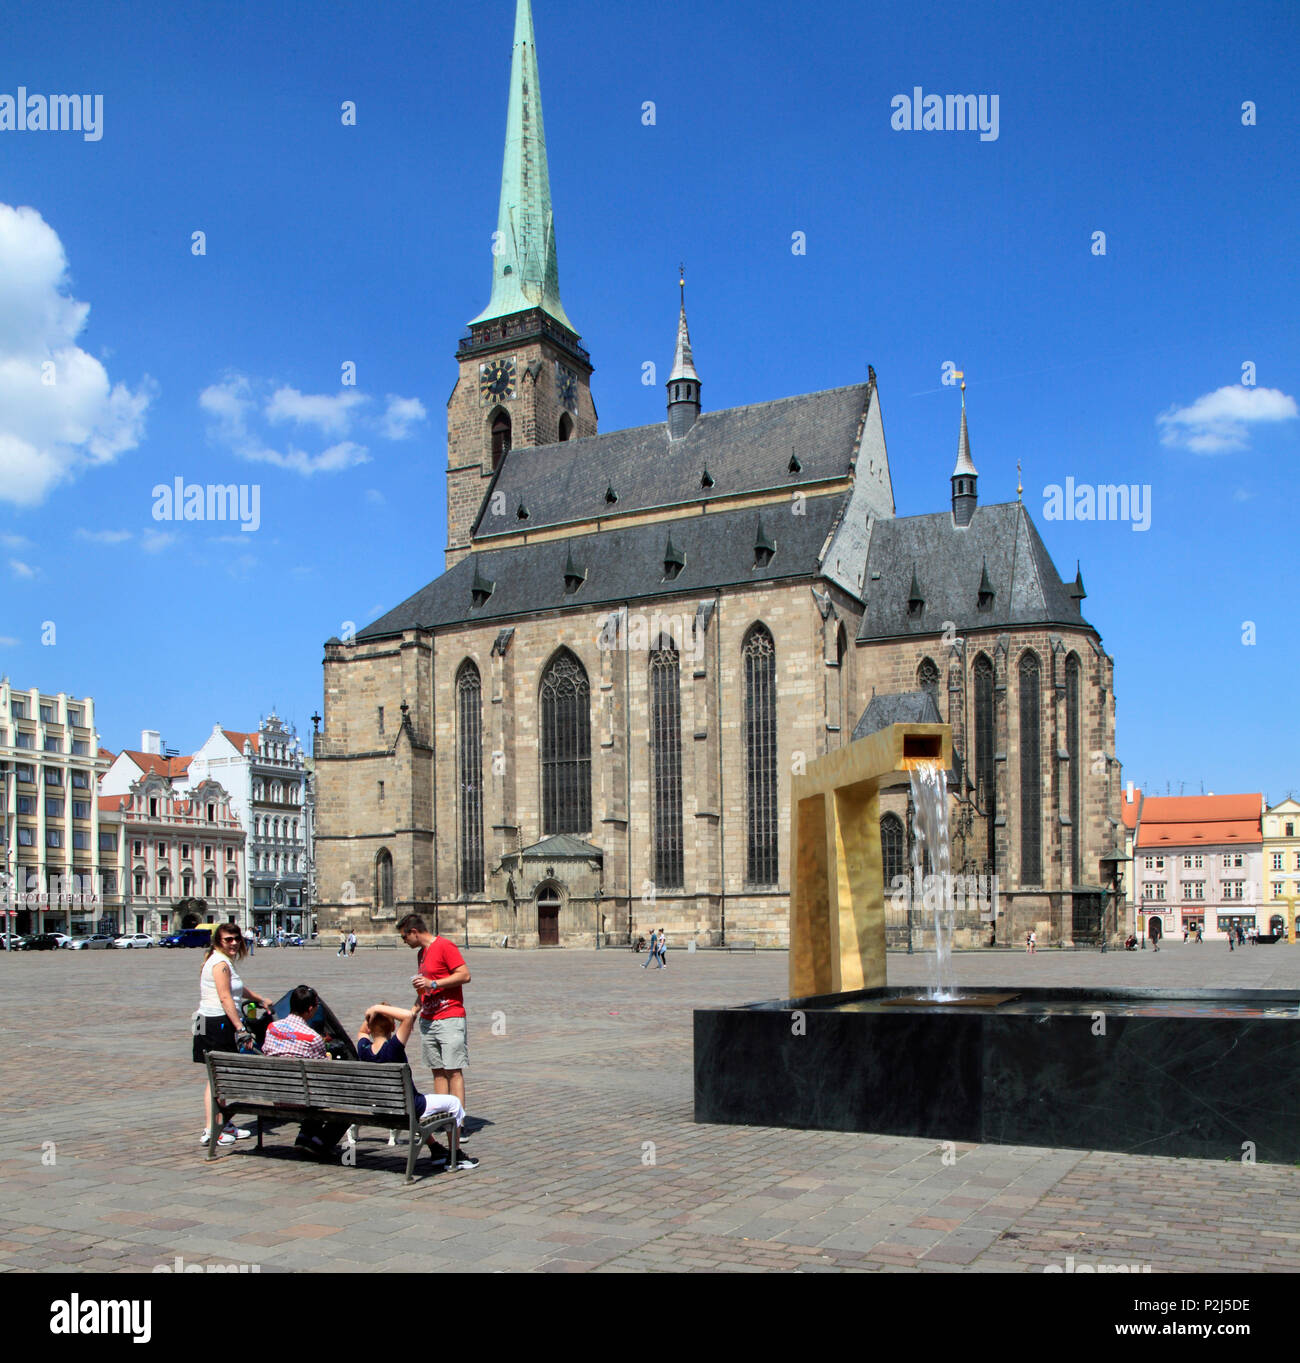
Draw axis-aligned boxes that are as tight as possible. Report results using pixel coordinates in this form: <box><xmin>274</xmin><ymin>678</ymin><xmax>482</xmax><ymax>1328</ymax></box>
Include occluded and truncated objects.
<box><xmin>256</xmin><ymin>1116</ymin><xmax>263</xmax><ymax>1151</ymax></box>
<box><xmin>405</xmin><ymin>1119</ymin><xmax>419</xmax><ymax>1183</ymax></box>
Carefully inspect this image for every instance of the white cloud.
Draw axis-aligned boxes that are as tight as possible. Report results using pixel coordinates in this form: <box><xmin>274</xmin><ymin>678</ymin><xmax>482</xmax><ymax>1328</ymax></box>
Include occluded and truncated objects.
<box><xmin>10</xmin><ymin>558</ymin><xmax>36</xmax><ymax>578</ymax></box>
<box><xmin>0</xmin><ymin>635</ymin><xmax>18</xmax><ymax>646</ymax></box>
<box><xmin>201</xmin><ymin>376</ymin><xmax>370</xmax><ymax>476</ymax></box>
<box><xmin>266</xmin><ymin>386</ymin><xmax>368</xmax><ymax>437</ymax></box>
<box><xmin>76</xmin><ymin>528</ymin><xmax>132</xmax><ymax>544</ymax></box>
<box><xmin>0</xmin><ymin>203</ymin><xmax>154</xmax><ymax>506</ymax></box>
<box><xmin>0</xmin><ymin>532</ymin><xmax>31</xmax><ymax>548</ymax></box>
<box><xmin>365</xmin><ymin>488</ymin><xmax>386</xmax><ymax>505</ymax></box>
<box><xmin>1158</xmin><ymin>384</ymin><xmax>1298</xmax><ymax>453</ymax></box>
<box><xmin>380</xmin><ymin>395</ymin><xmax>427</xmax><ymax>441</ymax></box>
<box><xmin>140</xmin><ymin>529</ymin><xmax>176</xmax><ymax>553</ymax></box>
<box><xmin>1232</xmin><ymin>488</ymin><xmax>1254</xmax><ymax>503</ymax></box>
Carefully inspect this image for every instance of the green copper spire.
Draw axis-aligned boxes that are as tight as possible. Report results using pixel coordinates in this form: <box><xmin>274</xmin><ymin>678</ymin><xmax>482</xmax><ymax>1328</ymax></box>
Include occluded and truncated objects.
<box><xmin>470</xmin><ymin>0</ymin><xmax>575</xmax><ymax>332</ymax></box>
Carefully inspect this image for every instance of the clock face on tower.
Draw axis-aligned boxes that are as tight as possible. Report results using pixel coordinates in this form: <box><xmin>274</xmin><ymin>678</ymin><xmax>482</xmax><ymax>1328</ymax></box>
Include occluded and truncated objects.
<box><xmin>557</xmin><ymin>363</ymin><xmax>578</xmax><ymax>413</ymax></box>
<box><xmin>479</xmin><ymin>356</ymin><xmax>517</xmax><ymax>403</ymax></box>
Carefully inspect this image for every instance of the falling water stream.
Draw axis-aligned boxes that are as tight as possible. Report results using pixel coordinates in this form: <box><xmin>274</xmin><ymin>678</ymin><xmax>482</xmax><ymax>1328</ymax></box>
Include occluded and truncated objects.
<box><xmin>908</xmin><ymin>762</ymin><xmax>959</xmax><ymax>1000</ymax></box>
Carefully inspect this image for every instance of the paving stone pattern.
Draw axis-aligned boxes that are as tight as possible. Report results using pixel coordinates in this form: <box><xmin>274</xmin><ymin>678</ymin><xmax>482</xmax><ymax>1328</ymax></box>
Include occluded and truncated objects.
<box><xmin>1</xmin><ymin>941</ymin><xmax>1297</xmax><ymax>1273</ymax></box>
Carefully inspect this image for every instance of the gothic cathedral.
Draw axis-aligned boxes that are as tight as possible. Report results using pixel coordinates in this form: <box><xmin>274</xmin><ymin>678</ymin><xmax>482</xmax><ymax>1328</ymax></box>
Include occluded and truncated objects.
<box><xmin>315</xmin><ymin>0</ymin><xmax>1122</xmax><ymax>949</ymax></box>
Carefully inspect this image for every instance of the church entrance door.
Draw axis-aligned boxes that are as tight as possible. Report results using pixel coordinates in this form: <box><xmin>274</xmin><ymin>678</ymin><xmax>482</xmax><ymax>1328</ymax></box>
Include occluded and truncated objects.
<box><xmin>537</xmin><ymin>891</ymin><xmax>561</xmax><ymax>946</ymax></box>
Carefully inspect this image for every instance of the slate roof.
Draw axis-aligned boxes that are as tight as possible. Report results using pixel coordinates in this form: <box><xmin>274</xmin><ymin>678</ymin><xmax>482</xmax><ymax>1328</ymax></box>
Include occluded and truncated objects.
<box><xmin>358</xmin><ymin>493</ymin><xmax>847</xmax><ymax>638</ymax></box>
<box><xmin>852</xmin><ymin>689</ymin><xmax>942</xmax><ymax>741</ymax></box>
<box><xmin>472</xmin><ymin>383</ymin><xmax>872</xmax><ymax>540</ymax></box>
<box><xmin>857</xmin><ymin>501</ymin><xmax>1091</xmax><ymax>642</ymax></box>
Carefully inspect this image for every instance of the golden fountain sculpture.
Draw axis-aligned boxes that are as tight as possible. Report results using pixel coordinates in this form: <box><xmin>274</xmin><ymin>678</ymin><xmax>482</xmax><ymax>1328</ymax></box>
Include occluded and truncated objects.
<box><xmin>789</xmin><ymin>722</ymin><xmax>952</xmax><ymax>999</ymax></box>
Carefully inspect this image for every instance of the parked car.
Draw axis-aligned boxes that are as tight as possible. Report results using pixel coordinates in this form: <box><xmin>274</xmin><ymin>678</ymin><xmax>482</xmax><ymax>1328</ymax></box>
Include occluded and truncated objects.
<box><xmin>67</xmin><ymin>933</ymin><xmax>116</xmax><ymax>950</ymax></box>
<box><xmin>157</xmin><ymin>933</ymin><xmax>183</xmax><ymax>948</ymax></box>
<box><xmin>1</xmin><ymin>931</ymin><xmax>23</xmax><ymax>951</ymax></box>
<box><xmin>113</xmin><ymin>933</ymin><xmax>156</xmax><ymax>949</ymax></box>
<box><xmin>19</xmin><ymin>933</ymin><xmax>65</xmax><ymax>951</ymax></box>
<box><xmin>47</xmin><ymin>932</ymin><xmax>72</xmax><ymax>948</ymax></box>
<box><xmin>171</xmin><ymin>928</ymin><xmax>214</xmax><ymax>949</ymax></box>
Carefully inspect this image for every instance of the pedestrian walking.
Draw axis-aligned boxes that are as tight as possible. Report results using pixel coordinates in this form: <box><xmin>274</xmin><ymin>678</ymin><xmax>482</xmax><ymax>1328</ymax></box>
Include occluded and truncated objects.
<box><xmin>337</xmin><ymin>932</ymin><xmax>347</xmax><ymax>957</ymax></box>
<box><xmin>642</xmin><ymin>928</ymin><xmax>658</xmax><ymax>969</ymax></box>
<box><xmin>658</xmin><ymin>928</ymin><xmax>667</xmax><ymax>968</ymax></box>
<box><xmin>347</xmin><ymin>930</ymin><xmax>357</xmax><ymax>957</ymax></box>
<box><xmin>1183</xmin><ymin>926</ymin><xmax>1189</xmax><ymax>944</ymax></box>
<box><xmin>1196</xmin><ymin>926</ymin><xmax>1203</xmax><ymax>943</ymax></box>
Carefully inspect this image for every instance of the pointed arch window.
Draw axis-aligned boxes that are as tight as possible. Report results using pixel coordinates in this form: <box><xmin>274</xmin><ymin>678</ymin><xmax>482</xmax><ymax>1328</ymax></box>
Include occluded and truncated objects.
<box><xmin>457</xmin><ymin>661</ymin><xmax>484</xmax><ymax>895</ymax></box>
<box><xmin>880</xmin><ymin>813</ymin><xmax>905</xmax><ymax>889</ymax></box>
<box><xmin>649</xmin><ymin>639</ymin><xmax>683</xmax><ymax>889</ymax></box>
<box><xmin>376</xmin><ymin>848</ymin><xmax>394</xmax><ymax>912</ymax></box>
<box><xmin>917</xmin><ymin>656</ymin><xmax>940</xmax><ymax>707</ymax></box>
<box><xmin>1066</xmin><ymin>653</ymin><xmax>1082</xmax><ymax>884</ymax></box>
<box><xmin>540</xmin><ymin>650</ymin><xmax>591</xmax><ymax>835</ymax></box>
<box><xmin>558</xmin><ymin>412</ymin><xmax>574</xmax><ymax>442</ymax></box>
<box><xmin>973</xmin><ymin>652</ymin><xmax>996</xmax><ymax>868</ymax></box>
<box><xmin>1019</xmin><ymin>651</ymin><xmax>1042</xmax><ymax>883</ymax></box>
<box><xmin>490</xmin><ymin>409</ymin><xmax>512</xmax><ymax>470</ymax></box>
<box><xmin>744</xmin><ymin>624</ymin><xmax>779</xmax><ymax>885</ymax></box>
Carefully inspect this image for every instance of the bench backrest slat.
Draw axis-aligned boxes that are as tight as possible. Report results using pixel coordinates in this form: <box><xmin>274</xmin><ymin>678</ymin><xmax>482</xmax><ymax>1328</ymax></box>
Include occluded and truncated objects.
<box><xmin>210</xmin><ymin>1054</ymin><xmax>413</xmax><ymax>1117</ymax></box>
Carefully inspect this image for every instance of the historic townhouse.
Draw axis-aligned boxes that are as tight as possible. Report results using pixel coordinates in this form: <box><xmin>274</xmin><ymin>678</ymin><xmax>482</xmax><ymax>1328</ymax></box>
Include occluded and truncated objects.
<box><xmin>1262</xmin><ymin>797</ymin><xmax>1300</xmax><ymax>941</ymax></box>
<box><xmin>0</xmin><ymin>680</ymin><xmax>110</xmax><ymax>935</ymax></box>
<box><xmin>1134</xmin><ymin>794</ymin><xmax>1264</xmax><ymax>940</ymax></box>
<box><xmin>315</xmin><ymin>0</ymin><xmax>1120</xmax><ymax>948</ymax></box>
<box><xmin>99</xmin><ymin>772</ymin><xmax>246</xmax><ymax>937</ymax></box>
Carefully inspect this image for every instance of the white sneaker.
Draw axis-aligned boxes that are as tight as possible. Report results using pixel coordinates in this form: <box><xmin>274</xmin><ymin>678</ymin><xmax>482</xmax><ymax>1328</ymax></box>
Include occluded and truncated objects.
<box><xmin>200</xmin><ymin>1129</ymin><xmax>236</xmax><ymax>1148</ymax></box>
<box><xmin>222</xmin><ymin>1123</ymin><xmax>253</xmax><ymax>1141</ymax></box>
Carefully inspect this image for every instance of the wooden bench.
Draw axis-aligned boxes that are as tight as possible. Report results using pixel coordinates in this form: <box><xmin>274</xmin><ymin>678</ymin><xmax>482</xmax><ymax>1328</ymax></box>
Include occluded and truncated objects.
<box><xmin>206</xmin><ymin>1053</ymin><xmax>460</xmax><ymax>1182</ymax></box>
<box><xmin>727</xmin><ymin>940</ymin><xmax>757</xmax><ymax>953</ymax></box>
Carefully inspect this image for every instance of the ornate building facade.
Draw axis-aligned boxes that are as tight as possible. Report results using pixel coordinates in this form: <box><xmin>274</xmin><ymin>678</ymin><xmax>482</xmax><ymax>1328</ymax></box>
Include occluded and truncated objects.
<box><xmin>315</xmin><ymin>0</ymin><xmax>1121</xmax><ymax>948</ymax></box>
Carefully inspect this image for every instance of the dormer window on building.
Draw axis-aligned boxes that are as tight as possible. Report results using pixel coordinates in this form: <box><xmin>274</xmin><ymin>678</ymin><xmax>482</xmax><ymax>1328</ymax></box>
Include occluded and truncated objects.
<box><xmin>754</xmin><ymin>518</ymin><xmax>776</xmax><ymax>570</ymax></box>
<box><xmin>700</xmin><ymin>468</ymin><xmax>714</xmax><ymax>489</ymax></box>
<box><xmin>977</xmin><ymin>558</ymin><xmax>995</xmax><ymax>611</ymax></box>
<box><xmin>605</xmin><ymin>485</ymin><xmax>618</xmax><ymax>505</ymax></box>
<box><xmin>907</xmin><ymin>565</ymin><xmax>925</xmax><ymax>618</ymax></box>
<box><xmin>788</xmin><ymin>452</ymin><xmax>802</xmax><ymax>473</ymax></box>
<box><xmin>470</xmin><ymin>563</ymin><xmax>495</xmax><ymax>609</ymax></box>
<box><xmin>663</xmin><ymin>533</ymin><xmax>685</xmax><ymax>581</ymax></box>
<box><xmin>563</xmin><ymin>544</ymin><xmax>586</xmax><ymax>595</ymax></box>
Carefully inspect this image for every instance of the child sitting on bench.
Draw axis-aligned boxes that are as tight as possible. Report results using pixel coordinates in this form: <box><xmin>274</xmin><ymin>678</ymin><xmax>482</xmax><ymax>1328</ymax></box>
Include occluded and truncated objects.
<box><xmin>358</xmin><ymin>1004</ymin><xmax>475</xmax><ymax>1170</ymax></box>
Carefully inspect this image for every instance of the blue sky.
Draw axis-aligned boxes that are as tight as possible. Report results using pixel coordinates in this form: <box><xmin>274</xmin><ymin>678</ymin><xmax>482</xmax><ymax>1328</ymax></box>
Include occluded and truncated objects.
<box><xmin>1</xmin><ymin>0</ymin><xmax>1296</xmax><ymax>798</ymax></box>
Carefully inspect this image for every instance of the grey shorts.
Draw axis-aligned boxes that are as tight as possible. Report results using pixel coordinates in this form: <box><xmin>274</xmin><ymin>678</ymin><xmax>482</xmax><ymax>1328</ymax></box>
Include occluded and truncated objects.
<box><xmin>419</xmin><ymin>1016</ymin><xmax>469</xmax><ymax>1072</ymax></box>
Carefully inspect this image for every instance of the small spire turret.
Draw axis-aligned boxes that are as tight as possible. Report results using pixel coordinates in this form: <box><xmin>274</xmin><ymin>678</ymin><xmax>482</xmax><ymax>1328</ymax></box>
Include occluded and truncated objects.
<box><xmin>951</xmin><ymin>376</ymin><xmax>978</xmax><ymax>526</ymax></box>
<box><xmin>666</xmin><ymin>265</ymin><xmax>702</xmax><ymax>439</ymax></box>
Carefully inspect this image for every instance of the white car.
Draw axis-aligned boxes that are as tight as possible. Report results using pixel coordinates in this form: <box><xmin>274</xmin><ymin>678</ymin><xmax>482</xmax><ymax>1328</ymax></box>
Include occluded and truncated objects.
<box><xmin>112</xmin><ymin>933</ymin><xmax>156</xmax><ymax>949</ymax></box>
<box><xmin>47</xmin><ymin>932</ymin><xmax>72</xmax><ymax>948</ymax></box>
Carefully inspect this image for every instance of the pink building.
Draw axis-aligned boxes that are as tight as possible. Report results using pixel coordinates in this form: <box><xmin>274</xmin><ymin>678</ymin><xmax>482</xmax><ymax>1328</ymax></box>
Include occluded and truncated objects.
<box><xmin>99</xmin><ymin>770</ymin><xmax>246</xmax><ymax>937</ymax></box>
<box><xmin>1134</xmin><ymin>794</ymin><xmax>1264</xmax><ymax>941</ymax></box>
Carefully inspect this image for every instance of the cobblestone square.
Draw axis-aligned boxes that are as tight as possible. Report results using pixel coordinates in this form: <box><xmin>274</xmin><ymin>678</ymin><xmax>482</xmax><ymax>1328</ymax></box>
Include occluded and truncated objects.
<box><xmin>2</xmin><ymin>941</ymin><xmax>1297</xmax><ymax>1273</ymax></box>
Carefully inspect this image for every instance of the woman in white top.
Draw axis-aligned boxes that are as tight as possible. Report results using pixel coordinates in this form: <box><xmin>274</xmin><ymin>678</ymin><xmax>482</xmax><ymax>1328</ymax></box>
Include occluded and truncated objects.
<box><xmin>194</xmin><ymin>923</ymin><xmax>276</xmax><ymax>1148</ymax></box>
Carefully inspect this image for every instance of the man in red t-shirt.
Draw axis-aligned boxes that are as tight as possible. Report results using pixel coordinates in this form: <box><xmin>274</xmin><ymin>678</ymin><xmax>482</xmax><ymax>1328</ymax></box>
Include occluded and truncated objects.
<box><xmin>396</xmin><ymin>913</ymin><xmax>472</xmax><ymax>1117</ymax></box>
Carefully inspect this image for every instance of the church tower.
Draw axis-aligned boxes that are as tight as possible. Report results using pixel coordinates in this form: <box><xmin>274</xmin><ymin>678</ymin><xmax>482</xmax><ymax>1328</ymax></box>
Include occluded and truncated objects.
<box><xmin>444</xmin><ymin>0</ymin><xmax>597</xmax><ymax>570</ymax></box>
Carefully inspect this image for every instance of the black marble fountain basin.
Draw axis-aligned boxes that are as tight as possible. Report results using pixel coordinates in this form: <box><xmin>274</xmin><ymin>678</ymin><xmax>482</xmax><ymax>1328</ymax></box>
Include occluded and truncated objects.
<box><xmin>693</xmin><ymin>986</ymin><xmax>1300</xmax><ymax>1161</ymax></box>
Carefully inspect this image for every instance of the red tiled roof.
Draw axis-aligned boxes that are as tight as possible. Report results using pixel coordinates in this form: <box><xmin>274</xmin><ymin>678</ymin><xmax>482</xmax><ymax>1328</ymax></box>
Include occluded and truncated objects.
<box><xmin>1136</xmin><ymin>793</ymin><xmax>1263</xmax><ymax>848</ymax></box>
<box><xmin>121</xmin><ymin>750</ymin><xmax>192</xmax><ymax>778</ymax></box>
<box><xmin>98</xmin><ymin>747</ymin><xmax>116</xmax><ymax>762</ymax></box>
<box><xmin>222</xmin><ymin>730</ymin><xmax>260</xmax><ymax>754</ymax></box>
<box><xmin>98</xmin><ymin>795</ymin><xmax>127</xmax><ymax>812</ymax></box>
<box><xmin>1120</xmin><ymin>788</ymin><xmax>1142</xmax><ymax>830</ymax></box>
